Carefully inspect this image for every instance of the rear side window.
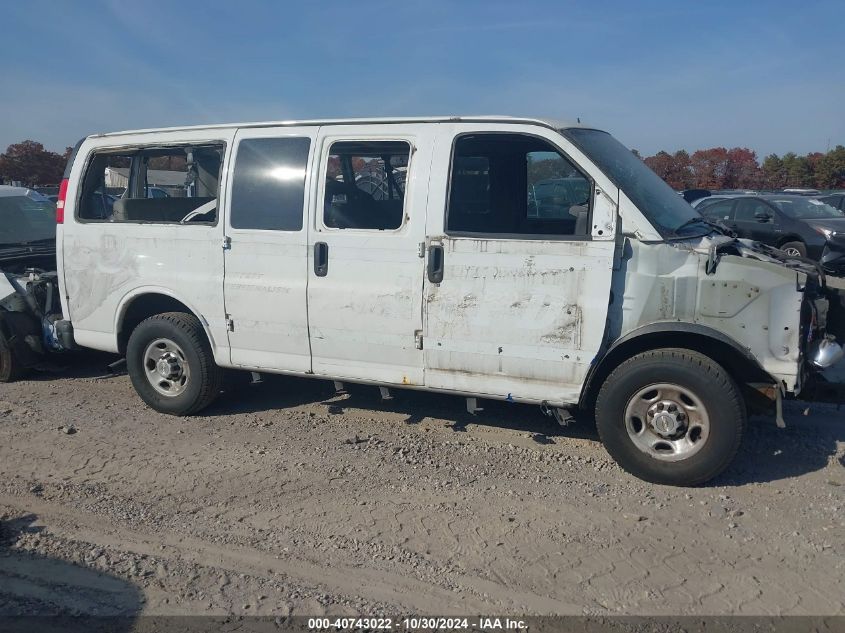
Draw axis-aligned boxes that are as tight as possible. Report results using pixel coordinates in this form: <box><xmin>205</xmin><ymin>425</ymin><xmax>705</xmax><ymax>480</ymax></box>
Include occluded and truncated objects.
<box><xmin>78</xmin><ymin>144</ymin><xmax>224</xmax><ymax>224</ymax></box>
<box><xmin>230</xmin><ymin>137</ymin><xmax>311</xmax><ymax>231</ymax></box>
<box><xmin>698</xmin><ymin>199</ymin><xmax>734</xmax><ymax>221</ymax></box>
<box><xmin>447</xmin><ymin>133</ymin><xmax>591</xmax><ymax>237</ymax></box>
<box><xmin>734</xmin><ymin>198</ymin><xmax>772</xmax><ymax>222</ymax></box>
<box><xmin>323</xmin><ymin>140</ymin><xmax>410</xmax><ymax>230</ymax></box>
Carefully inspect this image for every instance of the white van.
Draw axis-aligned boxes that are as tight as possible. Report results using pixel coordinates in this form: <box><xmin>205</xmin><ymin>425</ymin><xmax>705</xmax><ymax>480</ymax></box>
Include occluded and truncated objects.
<box><xmin>55</xmin><ymin>116</ymin><xmax>845</xmax><ymax>485</ymax></box>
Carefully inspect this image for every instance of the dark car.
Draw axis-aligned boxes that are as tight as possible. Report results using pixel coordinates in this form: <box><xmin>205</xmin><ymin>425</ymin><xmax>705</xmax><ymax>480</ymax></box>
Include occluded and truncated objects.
<box><xmin>818</xmin><ymin>192</ymin><xmax>845</xmax><ymax>212</ymax></box>
<box><xmin>697</xmin><ymin>194</ymin><xmax>845</xmax><ymax>263</ymax></box>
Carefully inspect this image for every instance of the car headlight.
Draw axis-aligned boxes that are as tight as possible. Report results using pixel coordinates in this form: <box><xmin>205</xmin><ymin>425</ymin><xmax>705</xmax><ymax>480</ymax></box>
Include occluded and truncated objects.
<box><xmin>813</xmin><ymin>226</ymin><xmax>836</xmax><ymax>239</ymax></box>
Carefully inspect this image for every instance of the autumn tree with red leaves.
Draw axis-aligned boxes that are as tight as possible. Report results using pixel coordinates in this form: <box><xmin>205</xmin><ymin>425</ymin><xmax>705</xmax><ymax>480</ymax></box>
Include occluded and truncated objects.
<box><xmin>0</xmin><ymin>140</ymin><xmax>66</xmax><ymax>186</ymax></box>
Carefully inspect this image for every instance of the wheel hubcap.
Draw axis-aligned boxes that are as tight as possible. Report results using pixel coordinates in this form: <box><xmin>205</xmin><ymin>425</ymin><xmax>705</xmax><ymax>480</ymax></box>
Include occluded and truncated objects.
<box><xmin>784</xmin><ymin>247</ymin><xmax>801</xmax><ymax>257</ymax></box>
<box><xmin>143</xmin><ymin>338</ymin><xmax>190</xmax><ymax>397</ymax></box>
<box><xmin>624</xmin><ymin>383</ymin><xmax>710</xmax><ymax>462</ymax></box>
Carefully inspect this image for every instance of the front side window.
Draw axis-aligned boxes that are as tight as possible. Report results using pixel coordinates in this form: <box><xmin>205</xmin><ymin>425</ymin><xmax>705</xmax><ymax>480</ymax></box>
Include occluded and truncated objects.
<box><xmin>79</xmin><ymin>144</ymin><xmax>224</xmax><ymax>223</ymax></box>
<box><xmin>323</xmin><ymin>140</ymin><xmax>410</xmax><ymax>230</ymax></box>
<box><xmin>230</xmin><ymin>137</ymin><xmax>311</xmax><ymax>231</ymax></box>
<box><xmin>447</xmin><ymin>133</ymin><xmax>591</xmax><ymax>236</ymax></box>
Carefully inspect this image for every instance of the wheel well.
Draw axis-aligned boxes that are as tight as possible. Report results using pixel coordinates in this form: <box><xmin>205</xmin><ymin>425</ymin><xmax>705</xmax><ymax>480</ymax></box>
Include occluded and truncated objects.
<box><xmin>580</xmin><ymin>331</ymin><xmax>774</xmax><ymax>411</ymax></box>
<box><xmin>118</xmin><ymin>293</ymin><xmax>195</xmax><ymax>355</ymax></box>
<box><xmin>776</xmin><ymin>235</ymin><xmax>804</xmax><ymax>248</ymax></box>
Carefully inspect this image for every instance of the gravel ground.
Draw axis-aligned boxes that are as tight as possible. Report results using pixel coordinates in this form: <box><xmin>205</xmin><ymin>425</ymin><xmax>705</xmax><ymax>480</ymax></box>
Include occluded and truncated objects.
<box><xmin>0</xmin><ymin>353</ymin><xmax>844</xmax><ymax>617</ymax></box>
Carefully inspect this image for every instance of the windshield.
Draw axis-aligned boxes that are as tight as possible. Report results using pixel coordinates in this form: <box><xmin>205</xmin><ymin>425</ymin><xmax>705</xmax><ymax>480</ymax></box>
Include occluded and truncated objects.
<box><xmin>561</xmin><ymin>128</ymin><xmax>704</xmax><ymax>237</ymax></box>
<box><xmin>0</xmin><ymin>194</ymin><xmax>57</xmax><ymax>246</ymax></box>
<box><xmin>769</xmin><ymin>197</ymin><xmax>843</xmax><ymax>220</ymax></box>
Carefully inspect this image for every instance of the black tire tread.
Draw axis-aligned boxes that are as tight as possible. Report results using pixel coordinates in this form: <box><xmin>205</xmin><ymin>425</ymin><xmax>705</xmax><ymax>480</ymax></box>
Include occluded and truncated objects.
<box><xmin>129</xmin><ymin>311</ymin><xmax>222</xmax><ymax>415</ymax></box>
<box><xmin>0</xmin><ymin>333</ymin><xmax>24</xmax><ymax>383</ymax></box>
<box><xmin>779</xmin><ymin>240</ymin><xmax>807</xmax><ymax>258</ymax></box>
<box><xmin>595</xmin><ymin>347</ymin><xmax>745</xmax><ymax>486</ymax></box>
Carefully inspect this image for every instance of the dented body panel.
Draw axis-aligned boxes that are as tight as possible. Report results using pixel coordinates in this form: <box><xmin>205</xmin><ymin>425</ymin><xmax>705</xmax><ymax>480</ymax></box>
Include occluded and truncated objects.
<box><xmin>612</xmin><ymin>239</ymin><xmax>804</xmax><ymax>392</ymax></box>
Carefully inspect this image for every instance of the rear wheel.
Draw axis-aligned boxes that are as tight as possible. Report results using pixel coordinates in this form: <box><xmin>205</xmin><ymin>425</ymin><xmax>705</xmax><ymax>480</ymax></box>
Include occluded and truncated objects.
<box><xmin>0</xmin><ymin>333</ymin><xmax>24</xmax><ymax>382</ymax></box>
<box><xmin>595</xmin><ymin>348</ymin><xmax>745</xmax><ymax>486</ymax></box>
<box><xmin>780</xmin><ymin>241</ymin><xmax>807</xmax><ymax>258</ymax></box>
<box><xmin>126</xmin><ymin>312</ymin><xmax>222</xmax><ymax>415</ymax></box>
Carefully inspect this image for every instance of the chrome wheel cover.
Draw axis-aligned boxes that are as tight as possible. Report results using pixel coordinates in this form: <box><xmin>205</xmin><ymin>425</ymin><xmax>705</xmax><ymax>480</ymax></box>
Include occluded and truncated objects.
<box><xmin>624</xmin><ymin>383</ymin><xmax>710</xmax><ymax>462</ymax></box>
<box><xmin>143</xmin><ymin>338</ymin><xmax>191</xmax><ymax>397</ymax></box>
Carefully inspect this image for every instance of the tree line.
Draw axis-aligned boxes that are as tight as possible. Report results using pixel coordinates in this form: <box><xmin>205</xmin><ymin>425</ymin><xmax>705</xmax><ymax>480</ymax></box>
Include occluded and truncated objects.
<box><xmin>0</xmin><ymin>140</ymin><xmax>73</xmax><ymax>186</ymax></box>
<box><xmin>637</xmin><ymin>145</ymin><xmax>845</xmax><ymax>191</ymax></box>
<box><xmin>3</xmin><ymin>137</ymin><xmax>845</xmax><ymax>192</ymax></box>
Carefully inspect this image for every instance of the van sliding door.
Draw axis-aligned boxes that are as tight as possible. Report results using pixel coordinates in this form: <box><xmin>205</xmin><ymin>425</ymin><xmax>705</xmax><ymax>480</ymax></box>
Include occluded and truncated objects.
<box><xmin>223</xmin><ymin>127</ymin><xmax>319</xmax><ymax>372</ymax></box>
<box><xmin>305</xmin><ymin>124</ymin><xmax>434</xmax><ymax>385</ymax></box>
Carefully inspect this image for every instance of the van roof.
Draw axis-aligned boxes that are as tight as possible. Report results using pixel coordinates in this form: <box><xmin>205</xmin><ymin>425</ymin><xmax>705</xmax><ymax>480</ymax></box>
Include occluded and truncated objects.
<box><xmin>91</xmin><ymin>115</ymin><xmax>591</xmax><ymax>139</ymax></box>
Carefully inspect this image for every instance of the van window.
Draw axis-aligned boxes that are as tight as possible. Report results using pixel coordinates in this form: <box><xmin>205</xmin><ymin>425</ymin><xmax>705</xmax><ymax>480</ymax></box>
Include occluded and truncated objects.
<box><xmin>323</xmin><ymin>140</ymin><xmax>410</xmax><ymax>230</ymax></box>
<box><xmin>78</xmin><ymin>144</ymin><xmax>224</xmax><ymax>224</ymax></box>
<box><xmin>699</xmin><ymin>199</ymin><xmax>734</xmax><ymax>221</ymax></box>
<box><xmin>447</xmin><ymin>133</ymin><xmax>591</xmax><ymax>237</ymax></box>
<box><xmin>230</xmin><ymin>137</ymin><xmax>311</xmax><ymax>231</ymax></box>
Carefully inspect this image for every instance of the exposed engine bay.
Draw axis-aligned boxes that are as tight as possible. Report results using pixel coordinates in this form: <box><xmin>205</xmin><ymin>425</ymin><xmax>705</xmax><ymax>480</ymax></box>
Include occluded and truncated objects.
<box><xmin>705</xmin><ymin>235</ymin><xmax>845</xmax><ymax>400</ymax></box>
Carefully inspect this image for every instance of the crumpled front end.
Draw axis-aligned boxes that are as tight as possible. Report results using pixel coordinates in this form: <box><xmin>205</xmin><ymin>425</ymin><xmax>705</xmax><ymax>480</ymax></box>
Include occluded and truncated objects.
<box><xmin>612</xmin><ymin>235</ymin><xmax>845</xmax><ymax>399</ymax></box>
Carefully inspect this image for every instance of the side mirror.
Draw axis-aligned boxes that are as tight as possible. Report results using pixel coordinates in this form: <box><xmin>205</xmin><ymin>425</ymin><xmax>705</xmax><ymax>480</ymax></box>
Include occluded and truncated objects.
<box><xmin>755</xmin><ymin>210</ymin><xmax>773</xmax><ymax>222</ymax></box>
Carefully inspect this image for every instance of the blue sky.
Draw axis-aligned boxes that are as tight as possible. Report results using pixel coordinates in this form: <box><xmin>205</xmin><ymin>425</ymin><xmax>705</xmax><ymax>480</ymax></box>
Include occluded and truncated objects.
<box><xmin>1</xmin><ymin>0</ymin><xmax>843</xmax><ymax>157</ymax></box>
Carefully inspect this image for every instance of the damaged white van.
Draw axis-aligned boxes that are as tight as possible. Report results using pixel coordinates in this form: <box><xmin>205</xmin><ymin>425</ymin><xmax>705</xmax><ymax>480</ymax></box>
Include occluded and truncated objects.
<box><xmin>55</xmin><ymin>117</ymin><xmax>845</xmax><ymax>485</ymax></box>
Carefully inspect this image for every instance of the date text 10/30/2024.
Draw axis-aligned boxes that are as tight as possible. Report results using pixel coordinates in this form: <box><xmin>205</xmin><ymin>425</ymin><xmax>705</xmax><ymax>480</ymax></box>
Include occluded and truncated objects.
<box><xmin>307</xmin><ymin>617</ymin><xmax>527</xmax><ymax>630</ymax></box>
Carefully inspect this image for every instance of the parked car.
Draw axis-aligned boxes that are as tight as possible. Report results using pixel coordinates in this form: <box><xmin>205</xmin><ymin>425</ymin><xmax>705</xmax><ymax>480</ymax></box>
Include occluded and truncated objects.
<box><xmin>54</xmin><ymin>116</ymin><xmax>845</xmax><ymax>486</ymax></box>
<box><xmin>696</xmin><ymin>193</ymin><xmax>845</xmax><ymax>265</ymax></box>
<box><xmin>0</xmin><ymin>186</ymin><xmax>67</xmax><ymax>380</ymax></box>
<box><xmin>783</xmin><ymin>188</ymin><xmax>821</xmax><ymax>195</ymax></box>
<box><xmin>818</xmin><ymin>192</ymin><xmax>845</xmax><ymax>212</ymax></box>
<box><xmin>33</xmin><ymin>185</ymin><xmax>59</xmax><ymax>198</ymax></box>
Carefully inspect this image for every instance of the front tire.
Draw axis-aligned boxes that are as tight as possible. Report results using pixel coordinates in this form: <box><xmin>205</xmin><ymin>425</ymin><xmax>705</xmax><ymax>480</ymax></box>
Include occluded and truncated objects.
<box><xmin>0</xmin><ymin>333</ymin><xmax>24</xmax><ymax>382</ymax></box>
<box><xmin>126</xmin><ymin>312</ymin><xmax>222</xmax><ymax>415</ymax></box>
<box><xmin>780</xmin><ymin>241</ymin><xmax>807</xmax><ymax>258</ymax></box>
<box><xmin>595</xmin><ymin>348</ymin><xmax>745</xmax><ymax>486</ymax></box>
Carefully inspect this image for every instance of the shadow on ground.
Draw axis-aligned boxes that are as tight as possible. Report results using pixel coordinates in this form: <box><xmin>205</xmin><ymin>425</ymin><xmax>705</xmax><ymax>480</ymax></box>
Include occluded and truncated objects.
<box><xmin>712</xmin><ymin>403</ymin><xmax>845</xmax><ymax>486</ymax></box>
<box><xmin>212</xmin><ymin>373</ymin><xmax>845</xmax><ymax>486</ymax></box>
<box><xmin>23</xmin><ymin>354</ymin><xmax>845</xmax><ymax>486</ymax></box>
<box><xmin>0</xmin><ymin>514</ymin><xmax>143</xmax><ymax>631</ymax></box>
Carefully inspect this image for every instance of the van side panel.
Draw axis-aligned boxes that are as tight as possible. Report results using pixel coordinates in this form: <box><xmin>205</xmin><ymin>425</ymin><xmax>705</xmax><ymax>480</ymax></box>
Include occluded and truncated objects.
<box><xmin>422</xmin><ymin>123</ymin><xmax>620</xmax><ymax>405</ymax></box>
<box><xmin>59</xmin><ymin>129</ymin><xmax>236</xmax><ymax>362</ymax></box>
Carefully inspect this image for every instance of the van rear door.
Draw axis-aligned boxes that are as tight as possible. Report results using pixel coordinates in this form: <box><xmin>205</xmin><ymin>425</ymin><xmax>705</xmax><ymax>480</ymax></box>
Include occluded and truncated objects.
<box><xmin>306</xmin><ymin>124</ymin><xmax>434</xmax><ymax>385</ymax></box>
<box><xmin>422</xmin><ymin>123</ymin><xmax>618</xmax><ymax>405</ymax></box>
<box><xmin>223</xmin><ymin>127</ymin><xmax>318</xmax><ymax>372</ymax></box>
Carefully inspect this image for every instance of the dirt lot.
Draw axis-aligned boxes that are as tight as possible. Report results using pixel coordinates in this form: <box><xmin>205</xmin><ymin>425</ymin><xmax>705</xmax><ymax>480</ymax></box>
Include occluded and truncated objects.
<box><xmin>1</xmin><ymin>353</ymin><xmax>844</xmax><ymax>617</ymax></box>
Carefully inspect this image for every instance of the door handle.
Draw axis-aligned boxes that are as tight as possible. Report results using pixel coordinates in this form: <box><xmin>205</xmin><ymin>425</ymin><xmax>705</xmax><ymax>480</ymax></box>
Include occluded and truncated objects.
<box><xmin>427</xmin><ymin>244</ymin><xmax>444</xmax><ymax>283</ymax></box>
<box><xmin>314</xmin><ymin>241</ymin><xmax>329</xmax><ymax>277</ymax></box>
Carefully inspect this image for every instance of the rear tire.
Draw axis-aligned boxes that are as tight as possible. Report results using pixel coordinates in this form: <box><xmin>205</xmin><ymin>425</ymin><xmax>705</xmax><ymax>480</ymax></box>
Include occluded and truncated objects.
<box><xmin>0</xmin><ymin>333</ymin><xmax>24</xmax><ymax>382</ymax></box>
<box><xmin>126</xmin><ymin>312</ymin><xmax>222</xmax><ymax>415</ymax></box>
<box><xmin>595</xmin><ymin>348</ymin><xmax>745</xmax><ymax>486</ymax></box>
<box><xmin>780</xmin><ymin>241</ymin><xmax>807</xmax><ymax>258</ymax></box>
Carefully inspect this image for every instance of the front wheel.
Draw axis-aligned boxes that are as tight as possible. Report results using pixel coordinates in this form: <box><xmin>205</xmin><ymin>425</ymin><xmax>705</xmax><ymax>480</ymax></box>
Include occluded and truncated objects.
<box><xmin>126</xmin><ymin>312</ymin><xmax>223</xmax><ymax>415</ymax></box>
<box><xmin>595</xmin><ymin>348</ymin><xmax>745</xmax><ymax>486</ymax></box>
<box><xmin>780</xmin><ymin>241</ymin><xmax>807</xmax><ymax>258</ymax></box>
<box><xmin>0</xmin><ymin>332</ymin><xmax>24</xmax><ymax>382</ymax></box>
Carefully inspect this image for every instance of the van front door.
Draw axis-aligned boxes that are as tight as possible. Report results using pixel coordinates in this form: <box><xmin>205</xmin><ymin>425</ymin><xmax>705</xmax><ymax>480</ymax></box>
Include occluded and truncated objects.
<box><xmin>306</xmin><ymin>125</ymin><xmax>433</xmax><ymax>385</ymax></box>
<box><xmin>223</xmin><ymin>127</ymin><xmax>318</xmax><ymax>371</ymax></box>
<box><xmin>423</xmin><ymin>124</ymin><xmax>618</xmax><ymax>405</ymax></box>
